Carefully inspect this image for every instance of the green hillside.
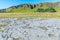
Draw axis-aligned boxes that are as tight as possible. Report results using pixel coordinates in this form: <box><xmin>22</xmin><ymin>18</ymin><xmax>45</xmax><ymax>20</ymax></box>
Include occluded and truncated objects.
<box><xmin>0</xmin><ymin>2</ymin><xmax>60</xmax><ymax>13</ymax></box>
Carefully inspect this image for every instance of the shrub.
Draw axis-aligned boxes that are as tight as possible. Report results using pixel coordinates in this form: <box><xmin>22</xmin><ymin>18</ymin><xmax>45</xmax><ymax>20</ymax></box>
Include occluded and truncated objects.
<box><xmin>45</xmin><ymin>7</ymin><xmax>56</xmax><ymax>12</ymax></box>
<box><xmin>37</xmin><ymin>7</ymin><xmax>56</xmax><ymax>12</ymax></box>
<box><xmin>37</xmin><ymin>8</ymin><xmax>45</xmax><ymax>12</ymax></box>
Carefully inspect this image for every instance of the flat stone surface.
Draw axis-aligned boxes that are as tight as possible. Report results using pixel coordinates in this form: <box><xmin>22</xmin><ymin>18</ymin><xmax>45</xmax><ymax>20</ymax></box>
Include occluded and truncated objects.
<box><xmin>0</xmin><ymin>18</ymin><xmax>60</xmax><ymax>40</ymax></box>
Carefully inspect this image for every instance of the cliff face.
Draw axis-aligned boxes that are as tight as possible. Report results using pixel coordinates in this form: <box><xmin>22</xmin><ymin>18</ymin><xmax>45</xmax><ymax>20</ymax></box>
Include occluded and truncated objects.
<box><xmin>1</xmin><ymin>18</ymin><xmax>60</xmax><ymax>40</ymax></box>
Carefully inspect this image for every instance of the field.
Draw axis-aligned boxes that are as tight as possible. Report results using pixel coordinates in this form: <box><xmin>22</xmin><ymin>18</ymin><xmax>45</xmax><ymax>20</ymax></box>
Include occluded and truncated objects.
<box><xmin>0</xmin><ymin>12</ymin><xmax>60</xmax><ymax>18</ymax></box>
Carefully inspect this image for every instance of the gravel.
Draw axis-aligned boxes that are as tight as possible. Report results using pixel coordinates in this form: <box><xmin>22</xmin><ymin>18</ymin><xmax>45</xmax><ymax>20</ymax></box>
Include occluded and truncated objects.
<box><xmin>0</xmin><ymin>18</ymin><xmax>60</xmax><ymax>40</ymax></box>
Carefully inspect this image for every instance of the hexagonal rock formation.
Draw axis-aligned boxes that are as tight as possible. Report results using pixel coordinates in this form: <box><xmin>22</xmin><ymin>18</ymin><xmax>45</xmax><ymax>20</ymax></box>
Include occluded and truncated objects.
<box><xmin>1</xmin><ymin>18</ymin><xmax>60</xmax><ymax>40</ymax></box>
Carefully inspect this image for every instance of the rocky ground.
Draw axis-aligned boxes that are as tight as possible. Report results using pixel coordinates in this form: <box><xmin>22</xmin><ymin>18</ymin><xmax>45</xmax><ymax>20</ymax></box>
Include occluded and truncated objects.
<box><xmin>0</xmin><ymin>18</ymin><xmax>60</xmax><ymax>40</ymax></box>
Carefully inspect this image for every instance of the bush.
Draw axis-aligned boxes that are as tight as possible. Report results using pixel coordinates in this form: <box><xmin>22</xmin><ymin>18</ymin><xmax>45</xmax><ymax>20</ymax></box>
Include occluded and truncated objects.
<box><xmin>37</xmin><ymin>8</ymin><xmax>45</xmax><ymax>12</ymax></box>
<box><xmin>45</xmin><ymin>7</ymin><xmax>56</xmax><ymax>12</ymax></box>
<box><xmin>37</xmin><ymin>7</ymin><xmax>56</xmax><ymax>12</ymax></box>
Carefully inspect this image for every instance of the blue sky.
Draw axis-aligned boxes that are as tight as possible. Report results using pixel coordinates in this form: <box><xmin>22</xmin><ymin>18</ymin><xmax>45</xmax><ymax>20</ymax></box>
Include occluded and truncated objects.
<box><xmin>0</xmin><ymin>0</ymin><xmax>60</xmax><ymax>9</ymax></box>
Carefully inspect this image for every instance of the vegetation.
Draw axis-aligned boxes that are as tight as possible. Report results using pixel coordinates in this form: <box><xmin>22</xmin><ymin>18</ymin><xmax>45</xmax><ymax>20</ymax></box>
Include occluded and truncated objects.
<box><xmin>0</xmin><ymin>2</ymin><xmax>60</xmax><ymax>13</ymax></box>
<box><xmin>0</xmin><ymin>24</ymin><xmax>8</xmax><ymax>27</ymax></box>
<box><xmin>0</xmin><ymin>9</ymin><xmax>6</xmax><ymax>13</ymax></box>
<box><xmin>36</xmin><ymin>7</ymin><xmax>56</xmax><ymax>12</ymax></box>
<box><xmin>37</xmin><ymin>8</ymin><xmax>45</xmax><ymax>12</ymax></box>
<box><xmin>45</xmin><ymin>7</ymin><xmax>56</xmax><ymax>12</ymax></box>
<box><xmin>0</xmin><ymin>12</ymin><xmax>60</xmax><ymax>18</ymax></box>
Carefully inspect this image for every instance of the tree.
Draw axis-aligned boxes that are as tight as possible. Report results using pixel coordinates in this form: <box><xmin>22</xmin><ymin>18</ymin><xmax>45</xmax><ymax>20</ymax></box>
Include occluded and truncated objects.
<box><xmin>0</xmin><ymin>9</ymin><xmax>6</xmax><ymax>13</ymax></box>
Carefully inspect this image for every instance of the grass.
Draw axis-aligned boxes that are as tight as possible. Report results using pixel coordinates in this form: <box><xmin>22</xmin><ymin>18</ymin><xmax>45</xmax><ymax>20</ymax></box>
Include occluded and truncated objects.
<box><xmin>9</xmin><ymin>8</ymin><xmax>38</xmax><ymax>13</ymax></box>
<box><xmin>0</xmin><ymin>12</ymin><xmax>60</xmax><ymax>18</ymax></box>
<box><xmin>0</xmin><ymin>24</ymin><xmax>8</xmax><ymax>28</ymax></box>
<box><xmin>0</xmin><ymin>24</ymin><xmax>9</xmax><ymax>31</ymax></box>
<box><xmin>55</xmin><ymin>7</ymin><xmax>60</xmax><ymax>12</ymax></box>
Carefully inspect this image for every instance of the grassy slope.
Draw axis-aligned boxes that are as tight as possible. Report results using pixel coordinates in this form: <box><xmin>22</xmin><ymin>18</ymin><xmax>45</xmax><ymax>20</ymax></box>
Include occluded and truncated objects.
<box><xmin>8</xmin><ymin>8</ymin><xmax>38</xmax><ymax>13</ymax></box>
<box><xmin>7</xmin><ymin>7</ymin><xmax>60</xmax><ymax>13</ymax></box>
<box><xmin>55</xmin><ymin>7</ymin><xmax>60</xmax><ymax>12</ymax></box>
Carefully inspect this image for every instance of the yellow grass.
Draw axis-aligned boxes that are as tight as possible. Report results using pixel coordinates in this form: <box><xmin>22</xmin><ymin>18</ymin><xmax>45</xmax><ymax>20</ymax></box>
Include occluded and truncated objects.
<box><xmin>0</xmin><ymin>12</ymin><xmax>60</xmax><ymax>18</ymax></box>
